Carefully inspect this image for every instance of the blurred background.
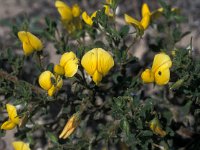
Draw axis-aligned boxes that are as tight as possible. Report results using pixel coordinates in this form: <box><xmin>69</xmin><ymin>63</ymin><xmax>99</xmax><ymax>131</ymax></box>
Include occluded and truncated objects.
<box><xmin>0</xmin><ymin>0</ymin><xmax>200</xmax><ymax>58</ymax></box>
<box><xmin>0</xmin><ymin>0</ymin><xmax>200</xmax><ymax>149</ymax></box>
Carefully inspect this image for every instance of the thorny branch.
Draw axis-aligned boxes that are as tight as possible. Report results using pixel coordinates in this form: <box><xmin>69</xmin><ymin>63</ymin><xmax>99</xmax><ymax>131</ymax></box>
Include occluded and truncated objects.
<box><xmin>0</xmin><ymin>69</ymin><xmax>44</xmax><ymax>95</ymax></box>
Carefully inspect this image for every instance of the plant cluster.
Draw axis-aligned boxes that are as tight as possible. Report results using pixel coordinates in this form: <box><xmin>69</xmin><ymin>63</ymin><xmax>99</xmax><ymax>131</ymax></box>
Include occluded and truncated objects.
<box><xmin>0</xmin><ymin>0</ymin><xmax>200</xmax><ymax>149</ymax></box>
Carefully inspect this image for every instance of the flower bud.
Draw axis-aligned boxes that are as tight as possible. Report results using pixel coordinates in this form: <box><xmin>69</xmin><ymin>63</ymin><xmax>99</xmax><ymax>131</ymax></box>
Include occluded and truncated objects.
<box><xmin>18</xmin><ymin>31</ymin><xmax>43</xmax><ymax>56</ymax></box>
<box><xmin>38</xmin><ymin>71</ymin><xmax>63</xmax><ymax>96</ymax></box>
<box><xmin>59</xmin><ymin>112</ymin><xmax>81</xmax><ymax>139</ymax></box>
<box><xmin>149</xmin><ymin>118</ymin><xmax>167</xmax><ymax>137</ymax></box>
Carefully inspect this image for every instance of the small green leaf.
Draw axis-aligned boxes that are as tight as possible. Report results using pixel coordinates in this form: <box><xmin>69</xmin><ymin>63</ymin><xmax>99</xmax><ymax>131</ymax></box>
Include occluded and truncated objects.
<box><xmin>46</xmin><ymin>132</ymin><xmax>58</xmax><ymax>144</ymax></box>
<box><xmin>120</xmin><ymin>119</ymin><xmax>130</xmax><ymax>136</ymax></box>
<box><xmin>140</xmin><ymin>130</ymin><xmax>153</xmax><ymax>137</ymax></box>
<box><xmin>47</xmin><ymin>63</ymin><xmax>54</xmax><ymax>72</ymax></box>
<box><xmin>119</xmin><ymin>25</ymin><xmax>129</xmax><ymax>38</ymax></box>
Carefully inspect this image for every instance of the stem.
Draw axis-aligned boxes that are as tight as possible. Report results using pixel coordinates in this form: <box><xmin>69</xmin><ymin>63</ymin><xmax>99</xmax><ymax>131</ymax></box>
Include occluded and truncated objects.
<box><xmin>0</xmin><ymin>69</ymin><xmax>44</xmax><ymax>95</ymax></box>
<box><xmin>126</xmin><ymin>35</ymin><xmax>140</xmax><ymax>52</ymax></box>
<box><xmin>36</xmin><ymin>52</ymin><xmax>43</xmax><ymax>71</ymax></box>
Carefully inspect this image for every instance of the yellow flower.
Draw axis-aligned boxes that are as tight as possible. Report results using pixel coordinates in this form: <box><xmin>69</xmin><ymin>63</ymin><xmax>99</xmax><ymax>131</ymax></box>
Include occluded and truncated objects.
<box><xmin>141</xmin><ymin>69</ymin><xmax>154</xmax><ymax>83</ymax></box>
<box><xmin>1</xmin><ymin>104</ymin><xmax>20</xmax><ymax>130</ymax></box>
<box><xmin>55</xmin><ymin>1</ymin><xmax>82</xmax><ymax>33</ymax></box>
<box><xmin>104</xmin><ymin>0</ymin><xmax>114</xmax><ymax>17</ymax></box>
<box><xmin>59</xmin><ymin>112</ymin><xmax>80</xmax><ymax>139</ymax></box>
<box><xmin>124</xmin><ymin>3</ymin><xmax>151</xmax><ymax>33</ymax></box>
<box><xmin>38</xmin><ymin>71</ymin><xmax>63</xmax><ymax>96</ymax></box>
<box><xmin>54</xmin><ymin>52</ymin><xmax>79</xmax><ymax>77</ymax></box>
<box><xmin>55</xmin><ymin>0</ymin><xmax>72</xmax><ymax>22</ymax></box>
<box><xmin>149</xmin><ymin>118</ymin><xmax>167</xmax><ymax>137</ymax></box>
<box><xmin>18</xmin><ymin>31</ymin><xmax>43</xmax><ymax>56</ymax></box>
<box><xmin>72</xmin><ymin>4</ymin><xmax>81</xmax><ymax>17</ymax></box>
<box><xmin>141</xmin><ymin>53</ymin><xmax>172</xmax><ymax>85</ymax></box>
<box><xmin>81</xmin><ymin>48</ymin><xmax>114</xmax><ymax>85</ymax></box>
<box><xmin>82</xmin><ymin>11</ymin><xmax>97</xmax><ymax>26</ymax></box>
<box><xmin>12</xmin><ymin>141</ymin><xmax>30</xmax><ymax>150</ymax></box>
<box><xmin>54</xmin><ymin>64</ymin><xmax>65</xmax><ymax>75</ymax></box>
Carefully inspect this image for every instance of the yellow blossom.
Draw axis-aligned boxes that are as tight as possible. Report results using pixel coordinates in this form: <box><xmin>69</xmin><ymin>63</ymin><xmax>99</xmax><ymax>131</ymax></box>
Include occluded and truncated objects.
<box><xmin>149</xmin><ymin>118</ymin><xmax>167</xmax><ymax>137</ymax></box>
<box><xmin>55</xmin><ymin>1</ymin><xmax>82</xmax><ymax>33</ymax></box>
<box><xmin>141</xmin><ymin>69</ymin><xmax>154</xmax><ymax>83</ymax></box>
<box><xmin>54</xmin><ymin>64</ymin><xmax>65</xmax><ymax>75</ymax></box>
<box><xmin>141</xmin><ymin>53</ymin><xmax>172</xmax><ymax>85</ymax></box>
<box><xmin>124</xmin><ymin>3</ymin><xmax>151</xmax><ymax>33</ymax></box>
<box><xmin>59</xmin><ymin>112</ymin><xmax>80</xmax><ymax>139</ymax></box>
<box><xmin>82</xmin><ymin>11</ymin><xmax>97</xmax><ymax>26</ymax></box>
<box><xmin>18</xmin><ymin>31</ymin><xmax>43</xmax><ymax>56</ymax></box>
<box><xmin>104</xmin><ymin>0</ymin><xmax>114</xmax><ymax>17</ymax></box>
<box><xmin>72</xmin><ymin>4</ymin><xmax>81</xmax><ymax>17</ymax></box>
<box><xmin>81</xmin><ymin>48</ymin><xmax>114</xmax><ymax>85</ymax></box>
<box><xmin>1</xmin><ymin>104</ymin><xmax>20</xmax><ymax>130</ymax></box>
<box><xmin>55</xmin><ymin>0</ymin><xmax>72</xmax><ymax>22</ymax></box>
<box><xmin>38</xmin><ymin>71</ymin><xmax>63</xmax><ymax>96</ymax></box>
<box><xmin>54</xmin><ymin>51</ymin><xmax>79</xmax><ymax>77</ymax></box>
<box><xmin>12</xmin><ymin>141</ymin><xmax>30</xmax><ymax>150</ymax></box>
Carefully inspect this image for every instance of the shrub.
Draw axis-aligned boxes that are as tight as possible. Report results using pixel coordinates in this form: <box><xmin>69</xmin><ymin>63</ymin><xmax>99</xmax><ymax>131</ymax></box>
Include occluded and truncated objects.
<box><xmin>0</xmin><ymin>0</ymin><xmax>199</xmax><ymax>149</ymax></box>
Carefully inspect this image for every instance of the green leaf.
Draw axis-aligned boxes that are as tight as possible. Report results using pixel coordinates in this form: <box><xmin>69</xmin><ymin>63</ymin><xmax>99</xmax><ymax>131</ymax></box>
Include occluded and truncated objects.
<box><xmin>120</xmin><ymin>118</ymin><xmax>130</xmax><ymax>136</ymax></box>
<box><xmin>119</xmin><ymin>25</ymin><xmax>129</xmax><ymax>38</ymax></box>
<box><xmin>140</xmin><ymin>130</ymin><xmax>153</xmax><ymax>137</ymax></box>
<box><xmin>181</xmin><ymin>100</ymin><xmax>192</xmax><ymax>116</ymax></box>
<box><xmin>47</xmin><ymin>63</ymin><xmax>54</xmax><ymax>72</ymax></box>
<box><xmin>46</xmin><ymin>132</ymin><xmax>59</xmax><ymax>144</ymax></box>
<box><xmin>158</xmin><ymin>0</ymin><xmax>169</xmax><ymax>10</ymax></box>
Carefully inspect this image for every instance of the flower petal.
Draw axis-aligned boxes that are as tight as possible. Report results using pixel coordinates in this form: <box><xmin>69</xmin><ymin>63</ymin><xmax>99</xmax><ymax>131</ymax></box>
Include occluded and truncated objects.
<box><xmin>151</xmin><ymin>53</ymin><xmax>172</xmax><ymax>73</ymax></box>
<box><xmin>92</xmin><ymin>71</ymin><xmax>103</xmax><ymax>85</ymax></box>
<box><xmin>12</xmin><ymin>141</ymin><xmax>30</xmax><ymax>150</ymax></box>
<box><xmin>56</xmin><ymin>75</ymin><xmax>63</xmax><ymax>89</ymax></box>
<box><xmin>141</xmin><ymin>69</ymin><xmax>154</xmax><ymax>83</ymax></box>
<box><xmin>154</xmin><ymin>68</ymin><xmax>170</xmax><ymax>85</ymax></box>
<box><xmin>72</xmin><ymin>4</ymin><xmax>81</xmax><ymax>17</ymax></box>
<box><xmin>54</xmin><ymin>64</ymin><xmax>65</xmax><ymax>75</ymax></box>
<box><xmin>48</xmin><ymin>85</ymin><xmax>56</xmax><ymax>97</ymax></box>
<box><xmin>18</xmin><ymin>31</ymin><xmax>43</xmax><ymax>55</ymax></box>
<box><xmin>97</xmin><ymin>48</ymin><xmax>114</xmax><ymax>76</ymax></box>
<box><xmin>59</xmin><ymin>113</ymin><xmax>80</xmax><ymax>139</ymax></box>
<box><xmin>124</xmin><ymin>14</ymin><xmax>144</xmax><ymax>31</ymax></box>
<box><xmin>140</xmin><ymin>14</ymin><xmax>150</xmax><ymax>30</ymax></box>
<box><xmin>39</xmin><ymin>71</ymin><xmax>54</xmax><ymax>91</ymax></box>
<box><xmin>60</xmin><ymin>52</ymin><xmax>77</xmax><ymax>67</ymax></box>
<box><xmin>91</xmin><ymin>11</ymin><xmax>97</xmax><ymax>19</ymax></box>
<box><xmin>81</xmin><ymin>49</ymin><xmax>98</xmax><ymax>76</ymax></box>
<box><xmin>141</xmin><ymin>3</ymin><xmax>151</xmax><ymax>30</ymax></box>
<box><xmin>1</xmin><ymin>120</ymin><xmax>16</xmax><ymax>130</ymax></box>
<box><xmin>22</xmin><ymin>42</ymin><xmax>34</xmax><ymax>56</ymax></box>
<box><xmin>105</xmin><ymin>7</ymin><xmax>113</xmax><ymax>17</ymax></box>
<box><xmin>55</xmin><ymin>0</ymin><xmax>72</xmax><ymax>21</ymax></box>
<box><xmin>82</xmin><ymin>11</ymin><xmax>93</xmax><ymax>26</ymax></box>
<box><xmin>6</xmin><ymin>104</ymin><xmax>19</xmax><ymax>124</ymax></box>
<box><xmin>26</xmin><ymin>32</ymin><xmax>43</xmax><ymax>51</ymax></box>
<box><xmin>18</xmin><ymin>31</ymin><xmax>29</xmax><ymax>43</ymax></box>
<box><xmin>141</xmin><ymin>3</ymin><xmax>150</xmax><ymax>17</ymax></box>
<box><xmin>64</xmin><ymin>58</ymin><xmax>78</xmax><ymax>77</ymax></box>
<box><xmin>18</xmin><ymin>31</ymin><xmax>34</xmax><ymax>56</ymax></box>
<box><xmin>62</xmin><ymin>128</ymin><xmax>76</xmax><ymax>139</ymax></box>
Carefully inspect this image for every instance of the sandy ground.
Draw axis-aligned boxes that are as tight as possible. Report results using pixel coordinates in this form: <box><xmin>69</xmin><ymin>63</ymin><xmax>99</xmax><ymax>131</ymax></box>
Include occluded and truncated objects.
<box><xmin>0</xmin><ymin>0</ymin><xmax>200</xmax><ymax>149</ymax></box>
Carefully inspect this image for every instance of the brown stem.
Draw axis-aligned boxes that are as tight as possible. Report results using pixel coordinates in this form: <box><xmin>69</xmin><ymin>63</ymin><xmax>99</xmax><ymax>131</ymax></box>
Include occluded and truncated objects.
<box><xmin>0</xmin><ymin>69</ymin><xmax>44</xmax><ymax>95</ymax></box>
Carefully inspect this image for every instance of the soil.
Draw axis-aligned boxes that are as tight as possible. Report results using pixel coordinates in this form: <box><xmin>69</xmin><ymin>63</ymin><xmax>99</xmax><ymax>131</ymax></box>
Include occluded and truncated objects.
<box><xmin>0</xmin><ymin>0</ymin><xmax>199</xmax><ymax>149</ymax></box>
